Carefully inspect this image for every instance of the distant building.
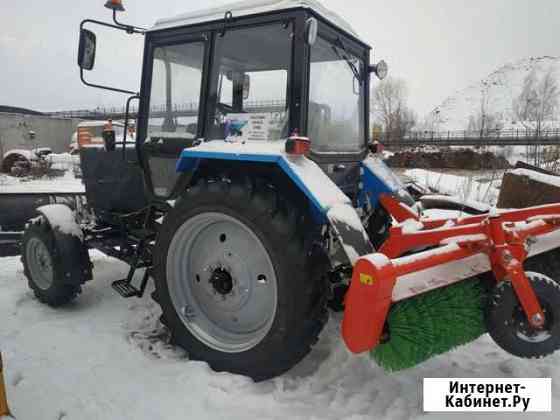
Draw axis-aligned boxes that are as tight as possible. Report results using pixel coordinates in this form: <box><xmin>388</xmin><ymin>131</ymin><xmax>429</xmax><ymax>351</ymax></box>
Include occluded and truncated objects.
<box><xmin>0</xmin><ymin>106</ymin><xmax>81</xmax><ymax>166</ymax></box>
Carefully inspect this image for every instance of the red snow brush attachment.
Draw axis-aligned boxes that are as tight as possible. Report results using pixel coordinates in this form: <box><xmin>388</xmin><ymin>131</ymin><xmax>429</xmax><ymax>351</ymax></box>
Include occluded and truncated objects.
<box><xmin>285</xmin><ymin>130</ymin><xmax>311</xmax><ymax>156</ymax></box>
<box><xmin>342</xmin><ymin>254</ymin><xmax>397</xmax><ymax>353</ymax></box>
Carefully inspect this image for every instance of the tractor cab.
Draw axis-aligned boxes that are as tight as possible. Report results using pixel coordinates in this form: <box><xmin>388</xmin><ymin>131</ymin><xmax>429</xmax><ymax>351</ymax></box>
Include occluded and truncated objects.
<box><xmin>78</xmin><ymin>0</ymin><xmax>387</xmax><ymax>201</ymax></box>
<box><xmin>140</xmin><ymin>0</ymin><xmax>386</xmax><ymax>198</ymax></box>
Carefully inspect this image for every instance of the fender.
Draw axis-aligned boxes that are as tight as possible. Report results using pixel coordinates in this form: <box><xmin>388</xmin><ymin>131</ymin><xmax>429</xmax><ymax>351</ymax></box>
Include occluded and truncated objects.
<box><xmin>176</xmin><ymin>140</ymin><xmax>374</xmax><ymax>263</ymax></box>
<box><xmin>36</xmin><ymin>204</ymin><xmax>92</xmax><ymax>285</ymax></box>
<box><xmin>359</xmin><ymin>156</ymin><xmax>415</xmax><ymax>210</ymax></box>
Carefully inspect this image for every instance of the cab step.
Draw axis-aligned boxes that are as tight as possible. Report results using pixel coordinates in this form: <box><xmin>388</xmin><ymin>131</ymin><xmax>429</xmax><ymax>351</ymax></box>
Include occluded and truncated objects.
<box><xmin>112</xmin><ymin>279</ymin><xmax>142</xmax><ymax>298</ymax></box>
<box><xmin>112</xmin><ymin>266</ymin><xmax>151</xmax><ymax>298</ymax></box>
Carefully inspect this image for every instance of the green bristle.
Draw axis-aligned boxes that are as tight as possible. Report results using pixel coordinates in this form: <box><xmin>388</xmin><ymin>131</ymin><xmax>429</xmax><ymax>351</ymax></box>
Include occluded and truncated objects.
<box><xmin>371</xmin><ymin>279</ymin><xmax>486</xmax><ymax>372</ymax></box>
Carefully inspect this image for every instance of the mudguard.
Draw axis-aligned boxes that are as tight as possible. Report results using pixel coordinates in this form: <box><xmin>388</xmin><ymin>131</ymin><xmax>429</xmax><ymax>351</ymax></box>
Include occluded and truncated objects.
<box><xmin>176</xmin><ymin>140</ymin><xmax>374</xmax><ymax>263</ymax></box>
<box><xmin>36</xmin><ymin>204</ymin><xmax>92</xmax><ymax>285</ymax></box>
<box><xmin>359</xmin><ymin>156</ymin><xmax>415</xmax><ymax>210</ymax></box>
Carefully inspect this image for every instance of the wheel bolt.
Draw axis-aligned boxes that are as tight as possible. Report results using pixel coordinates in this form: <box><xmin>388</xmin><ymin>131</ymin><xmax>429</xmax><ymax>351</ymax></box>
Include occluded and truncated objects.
<box><xmin>531</xmin><ymin>313</ymin><xmax>544</xmax><ymax>326</ymax></box>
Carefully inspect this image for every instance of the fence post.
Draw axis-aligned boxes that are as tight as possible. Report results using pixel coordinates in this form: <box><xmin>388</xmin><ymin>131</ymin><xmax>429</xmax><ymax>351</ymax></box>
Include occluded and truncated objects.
<box><xmin>0</xmin><ymin>353</ymin><xmax>11</xmax><ymax>417</ymax></box>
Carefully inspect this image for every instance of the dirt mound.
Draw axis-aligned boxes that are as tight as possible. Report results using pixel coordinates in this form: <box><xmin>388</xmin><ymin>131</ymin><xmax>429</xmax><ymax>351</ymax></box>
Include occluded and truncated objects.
<box><xmin>386</xmin><ymin>148</ymin><xmax>511</xmax><ymax>170</ymax></box>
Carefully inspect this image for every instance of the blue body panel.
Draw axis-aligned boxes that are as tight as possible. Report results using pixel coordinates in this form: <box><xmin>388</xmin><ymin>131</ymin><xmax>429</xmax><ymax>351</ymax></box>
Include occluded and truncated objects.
<box><xmin>177</xmin><ymin>148</ymin><xmax>326</xmax><ymax>220</ymax></box>
<box><xmin>359</xmin><ymin>157</ymin><xmax>403</xmax><ymax>209</ymax></box>
<box><xmin>175</xmin><ymin>147</ymin><xmax>407</xmax><ymax>262</ymax></box>
<box><xmin>177</xmin><ymin>149</ymin><xmax>402</xmax><ymax>222</ymax></box>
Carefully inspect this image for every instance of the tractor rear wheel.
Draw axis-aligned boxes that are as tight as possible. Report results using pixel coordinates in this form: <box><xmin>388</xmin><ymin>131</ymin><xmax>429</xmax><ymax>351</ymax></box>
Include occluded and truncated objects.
<box><xmin>153</xmin><ymin>175</ymin><xmax>329</xmax><ymax>381</ymax></box>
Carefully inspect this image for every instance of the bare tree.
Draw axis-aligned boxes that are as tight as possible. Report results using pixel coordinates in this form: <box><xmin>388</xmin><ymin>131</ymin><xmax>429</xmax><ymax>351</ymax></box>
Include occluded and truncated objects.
<box><xmin>467</xmin><ymin>85</ymin><xmax>502</xmax><ymax>138</ymax></box>
<box><xmin>513</xmin><ymin>67</ymin><xmax>559</xmax><ymax>134</ymax></box>
<box><xmin>371</xmin><ymin>77</ymin><xmax>417</xmax><ymax>141</ymax></box>
<box><xmin>513</xmin><ymin>67</ymin><xmax>559</xmax><ymax>165</ymax></box>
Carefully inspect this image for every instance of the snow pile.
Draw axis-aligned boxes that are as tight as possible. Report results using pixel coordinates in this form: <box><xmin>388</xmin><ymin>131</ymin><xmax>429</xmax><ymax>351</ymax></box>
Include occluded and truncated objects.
<box><xmin>427</xmin><ymin>56</ymin><xmax>560</xmax><ymax>131</ymax></box>
<box><xmin>404</xmin><ymin>168</ymin><xmax>501</xmax><ymax>205</ymax></box>
<box><xmin>0</xmin><ymin>169</ymin><xmax>84</xmax><ymax>194</ymax></box>
<box><xmin>421</xmin><ymin>194</ymin><xmax>491</xmax><ymax>213</ymax></box>
<box><xmin>440</xmin><ymin>233</ymin><xmax>488</xmax><ymax>245</ymax></box>
<box><xmin>45</xmin><ymin>153</ymin><xmax>75</xmax><ymax>171</ymax></box>
<box><xmin>152</xmin><ymin>0</ymin><xmax>361</xmax><ymax>41</ymax></box>
<box><xmin>398</xmin><ymin>218</ymin><xmax>424</xmax><ymax>234</ymax></box>
<box><xmin>509</xmin><ymin>168</ymin><xmax>560</xmax><ymax>188</ymax></box>
<box><xmin>36</xmin><ymin>204</ymin><xmax>83</xmax><ymax>239</ymax></box>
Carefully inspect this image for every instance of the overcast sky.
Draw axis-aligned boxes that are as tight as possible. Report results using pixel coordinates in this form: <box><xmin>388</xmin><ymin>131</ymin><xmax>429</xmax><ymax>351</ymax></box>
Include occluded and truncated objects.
<box><xmin>1</xmin><ymin>0</ymin><xmax>558</xmax><ymax>118</ymax></box>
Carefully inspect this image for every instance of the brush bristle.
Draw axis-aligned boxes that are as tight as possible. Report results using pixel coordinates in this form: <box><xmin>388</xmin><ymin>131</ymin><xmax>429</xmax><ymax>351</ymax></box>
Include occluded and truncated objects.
<box><xmin>370</xmin><ymin>279</ymin><xmax>486</xmax><ymax>372</ymax></box>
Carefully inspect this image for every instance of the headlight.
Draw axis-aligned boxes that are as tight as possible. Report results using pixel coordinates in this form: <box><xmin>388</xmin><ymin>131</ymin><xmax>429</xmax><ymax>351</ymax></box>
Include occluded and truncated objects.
<box><xmin>374</xmin><ymin>60</ymin><xmax>389</xmax><ymax>80</ymax></box>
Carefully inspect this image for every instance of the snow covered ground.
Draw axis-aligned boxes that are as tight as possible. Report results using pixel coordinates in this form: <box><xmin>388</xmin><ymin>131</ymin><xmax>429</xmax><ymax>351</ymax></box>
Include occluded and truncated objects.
<box><xmin>0</xmin><ymin>170</ymin><xmax>83</xmax><ymax>194</ymax></box>
<box><xmin>403</xmin><ymin>168</ymin><xmax>502</xmax><ymax>205</ymax></box>
<box><xmin>1</xmin><ymin>170</ymin><xmax>559</xmax><ymax>419</ymax></box>
<box><xmin>1</xmin><ymin>251</ymin><xmax>560</xmax><ymax>420</ymax></box>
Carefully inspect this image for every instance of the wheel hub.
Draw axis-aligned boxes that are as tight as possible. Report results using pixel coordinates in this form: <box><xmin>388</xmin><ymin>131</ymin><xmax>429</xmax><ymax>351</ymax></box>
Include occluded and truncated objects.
<box><xmin>210</xmin><ymin>268</ymin><xmax>234</xmax><ymax>295</ymax></box>
<box><xmin>513</xmin><ymin>305</ymin><xmax>552</xmax><ymax>343</ymax></box>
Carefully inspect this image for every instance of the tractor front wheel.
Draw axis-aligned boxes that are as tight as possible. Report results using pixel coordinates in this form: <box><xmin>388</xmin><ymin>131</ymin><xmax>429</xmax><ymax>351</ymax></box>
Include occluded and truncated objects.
<box><xmin>153</xmin><ymin>176</ymin><xmax>329</xmax><ymax>381</ymax></box>
<box><xmin>21</xmin><ymin>217</ymin><xmax>82</xmax><ymax>306</ymax></box>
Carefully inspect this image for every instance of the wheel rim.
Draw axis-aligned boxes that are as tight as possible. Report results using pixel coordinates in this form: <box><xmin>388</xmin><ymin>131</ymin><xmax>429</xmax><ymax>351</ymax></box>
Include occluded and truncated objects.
<box><xmin>26</xmin><ymin>237</ymin><xmax>54</xmax><ymax>290</ymax></box>
<box><xmin>166</xmin><ymin>212</ymin><xmax>278</xmax><ymax>353</ymax></box>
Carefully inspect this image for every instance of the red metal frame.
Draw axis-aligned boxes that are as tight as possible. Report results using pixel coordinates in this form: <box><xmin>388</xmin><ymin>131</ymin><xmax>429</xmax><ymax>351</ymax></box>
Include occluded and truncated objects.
<box><xmin>342</xmin><ymin>194</ymin><xmax>560</xmax><ymax>353</ymax></box>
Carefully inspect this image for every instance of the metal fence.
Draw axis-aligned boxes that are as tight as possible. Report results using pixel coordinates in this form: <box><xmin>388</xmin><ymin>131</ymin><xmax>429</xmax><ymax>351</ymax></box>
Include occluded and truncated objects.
<box><xmin>379</xmin><ymin>129</ymin><xmax>560</xmax><ymax>146</ymax></box>
<box><xmin>46</xmin><ymin>100</ymin><xmax>287</xmax><ymax>121</ymax></box>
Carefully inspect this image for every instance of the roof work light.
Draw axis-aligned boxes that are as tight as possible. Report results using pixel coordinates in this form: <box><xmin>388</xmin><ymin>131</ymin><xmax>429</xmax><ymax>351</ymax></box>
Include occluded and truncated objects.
<box><xmin>104</xmin><ymin>0</ymin><xmax>125</xmax><ymax>12</ymax></box>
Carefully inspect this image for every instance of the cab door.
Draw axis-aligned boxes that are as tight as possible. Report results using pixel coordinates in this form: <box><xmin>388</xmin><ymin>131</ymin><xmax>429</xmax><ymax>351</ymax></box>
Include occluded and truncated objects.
<box><xmin>140</xmin><ymin>35</ymin><xmax>209</xmax><ymax>198</ymax></box>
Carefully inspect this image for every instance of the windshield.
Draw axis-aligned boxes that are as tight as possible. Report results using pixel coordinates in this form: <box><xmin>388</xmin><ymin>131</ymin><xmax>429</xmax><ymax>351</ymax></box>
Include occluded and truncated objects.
<box><xmin>308</xmin><ymin>36</ymin><xmax>365</xmax><ymax>153</ymax></box>
<box><xmin>147</xmin><ymin>42</ymin><xmax>205</xmax><ymax>140</ymax></box>
<box><xmin>208</xmin><ymin>23</ymin><xmax>293</xmax><ymax>141</ymax></box>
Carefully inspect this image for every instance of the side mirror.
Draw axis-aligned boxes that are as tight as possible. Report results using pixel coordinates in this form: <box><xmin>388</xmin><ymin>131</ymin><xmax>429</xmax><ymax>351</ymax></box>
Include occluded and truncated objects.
<box><xmin>305</xmin><ymin>18</ymin><xmax>318</xmax><ymax>46</ymax></box>
<box><xmin>78</xmin><ymin>29</ymin><xmax>97</xmax><ymax>71</ymax></box>
<box><xmin>243</xmin><ymin>74</ymin><xmax>251</xmax><ymax>100</ymax></box>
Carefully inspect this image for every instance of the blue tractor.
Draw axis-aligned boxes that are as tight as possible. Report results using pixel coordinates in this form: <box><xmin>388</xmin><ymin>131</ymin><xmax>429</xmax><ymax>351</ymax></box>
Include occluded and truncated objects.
<box><xmin>20</xmin><ymin>0</ymin><xmax>560</xmax><ymax>381</ymax></box>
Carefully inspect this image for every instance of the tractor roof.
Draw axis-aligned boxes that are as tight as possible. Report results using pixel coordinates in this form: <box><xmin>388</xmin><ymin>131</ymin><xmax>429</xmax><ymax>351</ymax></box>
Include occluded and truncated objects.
<box><xmin>151</xmin><ymin>0</ymin><xmax>364</xmax><ymax>45</ymax></box>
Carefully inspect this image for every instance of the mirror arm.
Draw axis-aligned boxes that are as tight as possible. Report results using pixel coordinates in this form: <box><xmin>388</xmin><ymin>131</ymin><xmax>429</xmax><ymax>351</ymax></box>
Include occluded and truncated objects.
<box><xmin>80</xmin><ymin>68</ymin><xmax>137</xmax><ymax>95</ymax></box>
<box><xmin>79</xmin><ymin>17</ymin><xmax>143</xmax><ymax>95</ymax></box>
<box><xmin>112</xmin><ymin>10</ymin><xmax>146</xmax><ymax>34</ymax></box>
<box><xmin>80</xmin><ymin>18</ymin><xmax>126</xmax><ymax>32</ymax></box>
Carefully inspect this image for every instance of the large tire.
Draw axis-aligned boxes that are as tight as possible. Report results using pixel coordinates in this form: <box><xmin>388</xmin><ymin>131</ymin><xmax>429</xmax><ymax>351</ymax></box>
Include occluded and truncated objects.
<box><xmin>153</xmin><ymin>175</ymin><xmax>329</xmax><ymax>381</ymax></box>
<box><xmin>21</xmin><ymin>217</ymin><xmax>82</xmax><ymax>306</ymax></box>
<box><xmin>365</xmin><ymin>205</ymin><xmax>391</xmax><ymax>250</ymax></box>
<box><xmin>524</xmin><ymin>249</ymin><xmax>560</xmax><ymax>283</ymax></box>
<box><xmin>485</xmin><ymin>272</ymin><xmax>560</xmax><ymax>359</ymax></box>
